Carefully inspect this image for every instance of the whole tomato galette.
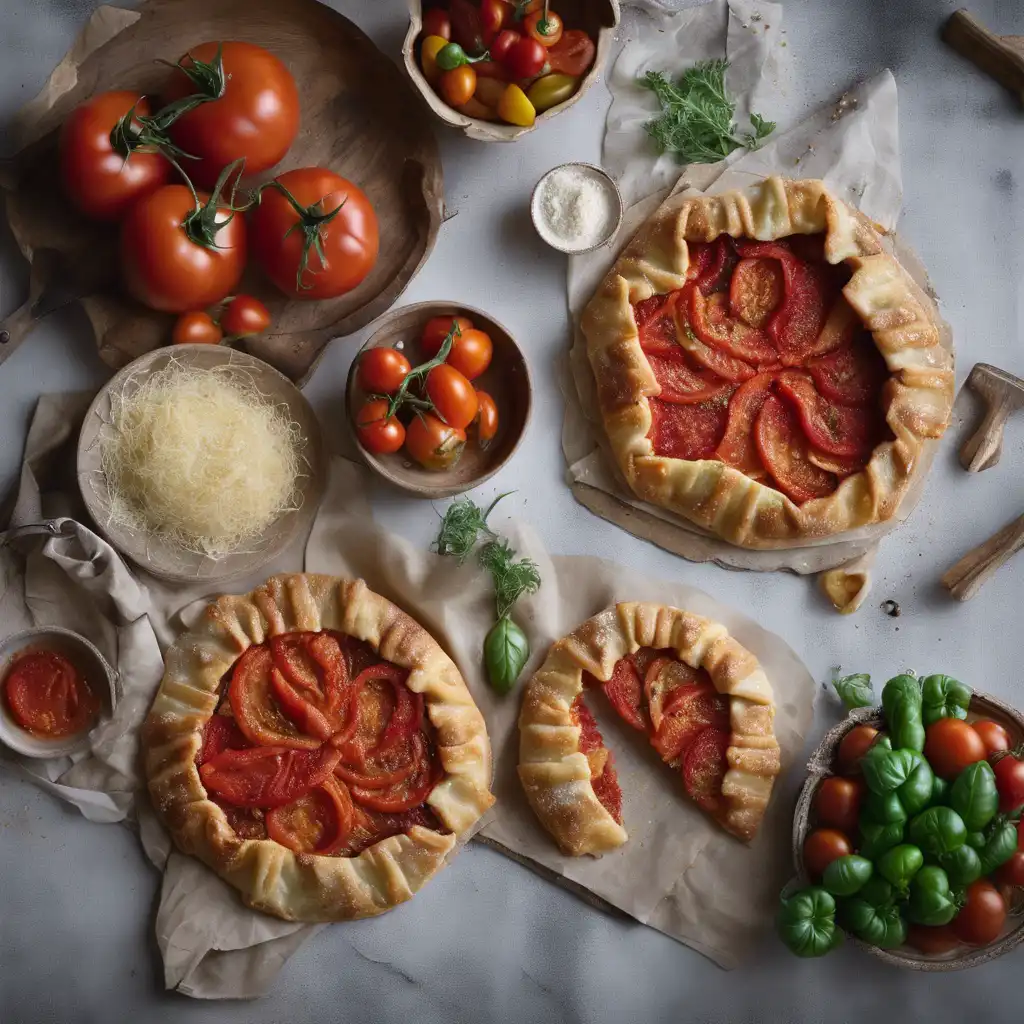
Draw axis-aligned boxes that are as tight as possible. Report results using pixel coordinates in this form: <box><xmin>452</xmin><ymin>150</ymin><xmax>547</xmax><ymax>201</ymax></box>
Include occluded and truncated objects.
<box><xmin>518</xmin><ymin>602</ymin><xmax>780</xmax><ymax>856</ymax></box>
<box><xmin>580</xmin><ymin>176</ymin><xmax>954</xmax><ymax>548</ymax></box>
<box><xmin>143</xmin><ymin>574</ymin><xmax>495</xmax><ymax>922</ymax></box>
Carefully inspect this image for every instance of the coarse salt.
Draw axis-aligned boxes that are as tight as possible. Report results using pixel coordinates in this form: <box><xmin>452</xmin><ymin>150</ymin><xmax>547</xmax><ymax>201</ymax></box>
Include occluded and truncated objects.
<box><xmin>534</xmin><ymin>165</ymin><xmax>618</xmax><ymax>252</ymax></box>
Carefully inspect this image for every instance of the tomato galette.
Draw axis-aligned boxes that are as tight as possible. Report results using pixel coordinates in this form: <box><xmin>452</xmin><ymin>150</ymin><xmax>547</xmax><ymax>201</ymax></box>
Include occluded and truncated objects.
<box><xmin>580</xmin><ymin>176</ymin><xmax>954</xmax><ymax>548</ymax></box>
<box><xmin>143</xmin><ymin>574</ymin><xmax>495</xmax><ymax>922</ymax></box>
<box><xmin>518</xmin><ymin>602</ymin><xmax>780</xmax><ymax>856</ymax></box>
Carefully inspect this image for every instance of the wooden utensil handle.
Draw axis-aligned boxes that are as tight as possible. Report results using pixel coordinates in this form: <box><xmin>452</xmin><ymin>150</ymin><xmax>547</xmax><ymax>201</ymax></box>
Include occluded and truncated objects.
<box><xmin>943</xmin><ymin>9</ymin><xmax>1024</xmax><ymax>105</ymax></box>
<box><xmin>960</xmin><ymin>403</ymin><xmax>1008</xmax><ymax>472</ymax></box>
<box><xmin>942</xmin><ymin>512</ymin><xmax>1024</xmax><ymax>601</ymax></box>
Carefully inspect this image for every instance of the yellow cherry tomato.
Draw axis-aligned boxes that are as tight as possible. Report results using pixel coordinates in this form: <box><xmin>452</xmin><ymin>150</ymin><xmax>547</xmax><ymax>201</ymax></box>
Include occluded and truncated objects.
<box><xmin>526</xmin><ymin>73</ymin><xmax>579</xmax><ymax>113</ymax></box>
<box><xmin>420</xmin><ymin>35</ymin><xmax>448</xmax><ymax>86</ymax></box>
<box><xmin>497</xmin><ymin>84</ymin><xmax>536</xmax><ymax>127</ymax></box>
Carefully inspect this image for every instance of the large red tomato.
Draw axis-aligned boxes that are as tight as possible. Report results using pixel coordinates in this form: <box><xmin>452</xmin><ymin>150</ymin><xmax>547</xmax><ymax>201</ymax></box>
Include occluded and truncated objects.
<box><xmin>163</xmin><ymin>41</ymin><xmax>299</xmax><ymax>189</ymax></box>
<box><xmin>120</xmin><ymin>184</ymin><xmax>246</xmax><ymax>313</ymax></box>
<box><xmin>60</xmin><ymin>91</ymin><xmax>170</xmax><ymax>221</ymax></box>
<box><xmin>250</xmin><ymin>168</ymin><xmax>379</xmax><ymax>300</ymax></box>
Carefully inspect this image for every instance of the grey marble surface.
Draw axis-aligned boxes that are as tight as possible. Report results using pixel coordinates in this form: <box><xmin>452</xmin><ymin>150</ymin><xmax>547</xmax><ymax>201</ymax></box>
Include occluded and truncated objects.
<box><xmin>2</xmin><ymin>1</ymin><xmax>1023</xmax><ymax>1020</ymax></box>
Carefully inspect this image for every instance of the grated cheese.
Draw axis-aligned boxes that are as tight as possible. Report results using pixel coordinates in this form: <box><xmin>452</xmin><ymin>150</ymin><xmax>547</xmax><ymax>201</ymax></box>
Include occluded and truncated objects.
<box><xmin>534</xmin><ymin>165</ymin><xmax>617</xmax><ymax>251</ymax></box>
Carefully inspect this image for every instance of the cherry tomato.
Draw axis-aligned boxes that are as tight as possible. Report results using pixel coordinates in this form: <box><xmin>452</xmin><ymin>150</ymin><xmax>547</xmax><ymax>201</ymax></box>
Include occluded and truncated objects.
<box><xmin>59</xmin><ymin>91</ymin><xmax>170</xmax><ymax>221</ymax></box>
<box><xmin>813</xmin><ymin>776</ymin><xmax>864</xmax><ymax>835</ymax></box>
<box><xmin>172</xmin><ymin>311</ymin><xmax>223</xmax><ymax>345</ymax></box>
<box><xmin>490</xmin><ymin>29</ymin><xmax>521</xmax><ymax>64</ymax></box>
<box><xmin>405</xmin><ymin>414</ymin><xmax>466</xmax><ymax>470</ymax></box>
<box><xmin>358</xmin><ymin>347</ymin><xmax>411</xmax><ymax>395</ymax></box>
<box><xmin>952</xmin><ymin>880</ymin><xmax>1006</xmax><ymax>946</ymax></box>
<box><xmin>925</xmin><ymin>718</ymin><xmax>989</xmax><ymax>781</ymax></box>
<box><xmin>420</xmin><ymin>8</ymin><xmax>452</xmax><ymax>40</ymax></box>
<box><xmin>421</xmin><ymin>316</ymin><xmax>474</xmax><ymax>357</ymax></box>
<box><xmin>440</xmin><ymin>65</ymin><xmax>477</xmax><ymax>107</ymax></box>
<box><xmin>907</xmin><ymin>924</ymin><xmax>961</xmax><ymax>955</ymax></box>
<box><xmin>547</xmin><ymin>30</ymin><xmax>596</xmax><ymax>77</ymax></box>
<box><xmin>426</xmin><ymin>364</ymin><xmax>479</xmax><ymax>429</ymax></box>
<box><xmin>355</xmin><ymin>399</ymin><xmax>405</xmax><ymax>455</ymax></box>
<box><xmin>164</xmin><ymin>41</ymin><xmax>299</xmax><ymax>190</ymax></box>
<box><xmin>220</xmin><ymin>295</ymin><xmax>271</xmax><ymax>337</ymax></box>
<box><xmin>502</xmin><ymin>36</ymin><xmax>547</xmax><ymax>79</ymax></box>
<box><xmin>420</xmin><ymin>35</ymin><xmax>449</xmax><ymax>86</ymax></box>
<box><xmin>836</xmin><ymin>725</ymin><xmax>880</xmax><ymax>774</ymax></box>
<box><xmin>449</xmin><ymin>0</ymin><xmax>487</xmax><ymax>56</ymax></box>
<box><xmin>524</xmin><ymin>9</ymin><xmax>564</xmax><ymax>47</ymax></box>
<box><xmin>803</xmin><ymin>828</ymin><xmax>852</xmax><ymax>878</ymax></box>
<box><xmin>995</xmin><ymin>850</ymin><xmax>1024</xmax><ymax>887</ymax></box>
<box><xmin>475</xmin><ymin>390</ymin><xmax>499</xmax><ymax>448</ymax></box>
<box><xmin>121</xmin><ymin>185</ymin><xmax>246</xmax><ymax>313</ymax></box>
<box><xmin>993</xmin><ymin>752</ymin><xmax>1024</xmax><ymax>814</ymax></box>
<box><xmin>446</xmin><ymin>328</ymin><xmax>493</xmax><ymax>380</ymax></box>
<box><xmin>480</xmin><ymin>0</ymin><xmax>513</xmax><ymax>43</ymax></box>
<box><xmin>498</xmin><ymin>84</ymin><xmax>536</xmax><ymax>127</ymax></box>
<box><xmin>973</xmin><ymin>719</ymin><xmax>1012</xmax><ymax>757</ymax></box>
<box><xmin>250</xmin><ymin>168</ymin><xmax>379</xmax><ymax>300</ymax></box>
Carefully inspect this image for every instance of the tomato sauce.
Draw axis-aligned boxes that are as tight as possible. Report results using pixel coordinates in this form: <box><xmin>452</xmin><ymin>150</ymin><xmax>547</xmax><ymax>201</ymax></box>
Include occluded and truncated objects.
<box><xmin>3</xmin><ymin>649</ymin><xmax>100</xmax><ymax>739</ymax></box>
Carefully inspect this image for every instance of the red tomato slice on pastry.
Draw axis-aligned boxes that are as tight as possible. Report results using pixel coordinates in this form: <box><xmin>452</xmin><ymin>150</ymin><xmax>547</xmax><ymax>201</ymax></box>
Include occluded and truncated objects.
<box><xmin>714</xmin><ymin>372</ymin><xmax>776</xmax><ymax>475</ymax></box>
<box><xmin>571</xmin><ymin>694</ymin><xmax>622</xmax><ymax>822</ymax></box>
<box><xmin>646</xmin><ymin>350</ymin><xmax>736</xmax><ymax>404</ymax></box>
<box><xmin>651</xmin><ymin>682</ymin><xmax>728</xmax><ymax>764</ymax></box>
<box><xmin>229</xmin><ymin>645</ymin><xmax>320</xmax><ymax>750</ymax></box>
<box><xmin>200</xmin><ymin>744</ymin><xmax>342</xmax><ymax>808</ymax></box>
<box><xmin>687</xmin><ymin>287</ymin><xmax>778</xmax><ymax>365</ymax></box>
<box><xmin>336</xmin><ymin>730</ymin><xmax>425</xmax><ymax>791</ymax></box>
<box><xmin>602</xmin><ymin>656</ymin><xmax>647</xmax><ymax>732</ymax></box>
<box><xmin>803</xmin><ymin>296</ymin><xmax>860</xmax><ymax>360</ymax></box>
<box><xmin>349</xmin><ymin>739</ymin><xmax>436</xmax><ymax>813</ymax></box>
<box><xmin>197</xmin><ymin>714</ymin><xmax>250</xmax><ymax>767</ymax></box>
<box><xmin>644</xmin><ymin>657</ymin><xmax>701</xmax><ymax>732</ymax></box>
<box><xmin>806</xmin><ymin>334</ymin><xmax>888</xmax><ymax>406</ymax></box>
<box><xmin>627</xmin><ymin>646</ymin><xmax>667</xmax><ymax>680</ymax></box>
<box><xmin>730</xmin><ymin>257</ymin><xmax>785</xmax><ymax>329</ymax></box>
<box><xmin>755</xmin><ymin>395</ymin><xmax>838</xmax><ymax>503</ymax></box>
<box><xmin>807</xmin><ymin>448</ymin><xmax>867</xmax><ymax>477</ymax></box>
<box><xmin>683</xmin><ymin>726</ymin><xmax>731</xmax><ymax>813</ymax></box>
<box><xmin>265</xmin><ymin>776</ymin><xmax>355</xmax><ymax>854</ymax></box>
<box><xmin>634</xmin><ymin>292</ymin><xmax>682</xmax><ymax>356</ymax></box>
<box><xmin>693</xmin><ymin>236</ymin><xmax>735</xmax><ymax>294</ymax></box>
<box><xmin>676</xmin><ymin>290</ymin><xmax>758</xmax><ymax>382</ymax></box>
<box><xmin>332</xmin><ymin>666</ymin><xmax>403</xmax><ymax>757</ymax></box>
<box><xmin>648</xmin><ymin>398</ymin><xmax>731</xmax><ymax>461</ymax></box>
<box><xmin>775</xmin><ymin>372</ymin><xmax>872</xmax><ymax>458</ymax></box>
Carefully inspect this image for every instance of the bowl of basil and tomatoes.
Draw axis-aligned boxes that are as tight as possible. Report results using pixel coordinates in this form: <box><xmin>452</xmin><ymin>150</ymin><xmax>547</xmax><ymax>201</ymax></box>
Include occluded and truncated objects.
<box><xmin>786</xmin><ymin>675</ymin><xmax>1024</xmax><ymax>970</ymax></box>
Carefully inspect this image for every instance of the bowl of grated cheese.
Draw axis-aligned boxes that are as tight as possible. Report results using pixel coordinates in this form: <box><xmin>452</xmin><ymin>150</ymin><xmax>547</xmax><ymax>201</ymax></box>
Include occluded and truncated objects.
<box><xmin>531</xmin><ymin>162</ymin><xmax>623</xmax><ymax>255</ymax></box>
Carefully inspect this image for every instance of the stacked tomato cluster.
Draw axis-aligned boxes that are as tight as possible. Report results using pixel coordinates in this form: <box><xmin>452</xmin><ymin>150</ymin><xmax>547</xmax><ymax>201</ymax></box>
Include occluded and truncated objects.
<box><xmin>196</xmin><ymin>630</ymin><xmax>440</xmax><ymax>856</ymax></box>
<box><xmin>60</xmin><ymin>41</ymin><xmax>378</xmax><ymax>343</ymax></box>
<box><xmin>633</xmin><ymin>234</ymin><xmax>890</xmax><ymax>504</ymax></box>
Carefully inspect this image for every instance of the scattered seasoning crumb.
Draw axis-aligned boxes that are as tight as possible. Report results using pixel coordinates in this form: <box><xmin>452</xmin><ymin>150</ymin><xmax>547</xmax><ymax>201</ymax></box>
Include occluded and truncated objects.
<box><xmin>881</xmin><ymin>599</ymin><xmax>901</xmax><ymax>618</ymax></box>
<box><xmin>751</xmin><ymin>11</ymin><xmax>763</xmax><ymax>21</ymax></box>
<box><xmin>831</xmin><ymin>93</ymin><xmax>859</xmax><ymax>122</ymax></box>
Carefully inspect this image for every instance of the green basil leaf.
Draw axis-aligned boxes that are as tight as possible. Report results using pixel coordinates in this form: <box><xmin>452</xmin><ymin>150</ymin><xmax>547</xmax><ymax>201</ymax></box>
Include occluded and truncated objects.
<box><xmin>862</xmin><ymin>745</ymin><xmax>923</xmax><ymax>794</ymax></box>
<box><xmin>484</xmin><ymin>616</ymin><xmax>530</xmax><ymax>695</ymax></box>
<box><xmin>832</xmin><ymin>672</ymin><xmax>874</xmax><ymax>710</ymax></box>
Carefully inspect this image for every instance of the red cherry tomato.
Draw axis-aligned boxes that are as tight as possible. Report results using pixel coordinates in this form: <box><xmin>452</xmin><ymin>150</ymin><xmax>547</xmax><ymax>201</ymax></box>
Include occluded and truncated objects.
<box><xmin>836</xmin><ymin>725</ymin><xmax>880</xmax><ymax>774</ymax></box>
<box><xmin>475</xmin><ymin>390</ymin><xmax>499</xmax><ymax>448</ymax></box>
<box><xmin>480</xmin><ymin>0</ymin><xmax>513</xmax><ymax>43</ymax></box>
<box><xmin>993</xmin><ymin>752</ymin><xmax>1024</xmax><ymax>814</ymax></box>
<box><xmin>164</xmin><ymin>41</ymin><xmax>299</xmax><ymax>190</ymax></box>
<box><xmin>995</xmin><ymin>851</ymin><xmax>1024</xmax><ymax>887</ymax></box>
<box><xmin>907</xmin><ymin>924</ymin><xmax>962</xmax><ymax>955</ymax></box>
<box><xmin>426</xmin><ymin>364</ymin><xmax>479</xmax><ymax>429</ymax></box>
<box><xmin>357</xmin><ymin>347</ymin><xmax>412</xmax><ymax>395</ymax></box>
<box><xmin>952</xmin><ymin>880</ymin><xmax>1007</xmax><ymax>946</ymax></box>
<box><xmin>121</xmin><ymin>185</ymin><xmax>246</xmax><ymax>313</ymax></box>
<box><xmin>405</xmin><ymin>414</ymin><xmax>466</xmax><ymax>470</ymax></box>
<box><xmin>802</xmin><ymin>828</ymin><xmax>853</xmax><ymax>879</ymax></box>
<box><xmin>547</xmin><ymin>30</ymin><xmax>596</xmax><ymax>77</ymax></box>
<box><xmin>524</xmin><ymin>10</ymin><xmax>564</xmax><ymax>48</ymax></box>
<box><xmin>59</xmin><ymin>91</ymin><xmax>170</xmax><ymax>221</ymax></box>
<box><xmin>446</xmin><ymin>328</ymin><xmax>493</xmax><ymax>380</ymax></box>
<box><xmin>490</xmin><ymin>29</ymin><xmax>521</xmax><ymax>64</ymax></box>
<box><xmin>812</xmin><ymin>776</ymin><xmax>864</xmax><ymax>835</ymax></box>
<box><xmin>3</xmin><ymin>650</ymin><xmax>99</xmax><ymax>739</ymax></box>
<box><xmin>972</xmin><ymin>719</ymin><xmax>1012</xmax><ymax>757</ymax></box>
<box><xmin>421</xmin><ymin>316</ymin><xmax>474</xmax><ymax>358</ymax></box>
<box><xmin>420</xmin><ymin>8</ymin><xmax>452</xmax><ymax>40</ymax></box>
<box><xmin>449</xmin><ymin>0</ymin><xmax>487</xmax><ymax>56</ymax></box>
<box><xmin>250</xmin><ymin>168</ymin><xmax>379</xmax><ymax>300</ymax></box>
<box><xmin>502</xmin><ymin>36</ymin><xmax>547</xmax><ymax>79</ymax></box>
<box><xmin>172</xmin><ymin>311</ymin><xmax>223</xmax><ymax>345</ymax></box>
<box><xmin>355</xmin><ymin>399</ymin><xmax>406</xmax><ymax>455</ymax></box>
<box><xmin>925</xmin><ymin>718</ymin><xmax>989</xmax><ymax>781</ymax></box>
<box><xmin>221</xmin><ymin>295</ymin><xmax>271</xmax><ymax>337</ymax></box>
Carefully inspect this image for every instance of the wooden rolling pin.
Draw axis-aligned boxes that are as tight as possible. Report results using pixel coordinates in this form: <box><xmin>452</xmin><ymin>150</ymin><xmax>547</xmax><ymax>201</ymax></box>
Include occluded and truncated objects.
<box><xmin>942</xmin><ymin>512</ymin><xmax>1024</xmax><ymax>601</ymax></box>
<box><xmin>942</xmin><ymin>9</ymin><xmax>1024</xmax><ymax>106</ymax></box>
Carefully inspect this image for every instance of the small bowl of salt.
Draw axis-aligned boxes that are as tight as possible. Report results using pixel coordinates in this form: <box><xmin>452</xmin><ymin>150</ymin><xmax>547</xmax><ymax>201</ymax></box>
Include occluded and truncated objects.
<box><xmin>531</xmin><ymin>162</ymin><xmax>623</xmax><ymax>255</ymax></box>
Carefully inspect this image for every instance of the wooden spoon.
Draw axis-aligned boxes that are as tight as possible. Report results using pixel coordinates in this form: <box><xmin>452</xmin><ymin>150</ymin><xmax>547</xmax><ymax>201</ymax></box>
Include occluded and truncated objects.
<box><xmin>942</xmin><ymin>512</ymin><xmax>1024</xmax><ymax>601</ymax></box>
<box><xmin>942</xmin><ymin>9</ymin><xmax>1024</xmax><ymax>106</ymax></box>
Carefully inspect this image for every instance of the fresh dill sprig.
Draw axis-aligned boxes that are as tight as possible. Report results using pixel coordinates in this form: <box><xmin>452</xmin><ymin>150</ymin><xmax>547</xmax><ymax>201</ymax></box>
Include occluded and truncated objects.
<box><xmin>432</xmin><ymin>492</ymin><xmax>511</xmax><ymax>562</ymax></box>
<box><xmin>477</xmin><ymin>539</ymin><xmax>542</xmax><ymax>620</ymax></box>
<box><xmin>641</xmin><ymin>59</ymin><xmax>776</xmax><ymax>165</ymax></box>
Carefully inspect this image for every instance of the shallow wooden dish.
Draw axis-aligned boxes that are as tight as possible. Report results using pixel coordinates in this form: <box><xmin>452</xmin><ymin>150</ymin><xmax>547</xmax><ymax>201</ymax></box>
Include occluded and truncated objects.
<box><xmin>1</xmin><ymin>0</ymin><xmax>444</xmax><ymax>385</ymax></box>
<box><xmin>793</xmin><ymin>694</ymin><xmax>1024</xmax><ymax>971</ymax></box>
<box><xmin>403</xmin><ymin>0</ymin><xmax>620</xmax><ymax>142</ymax></box>
<box><xmin>346</xmin><ymin>301</ymin><xmax>531</xmax><ymax>498</ymax></box>
<box><xmin>77</xmin><ymin>344</ymin><xmax>326</xmax><ymax>584</ymax></box>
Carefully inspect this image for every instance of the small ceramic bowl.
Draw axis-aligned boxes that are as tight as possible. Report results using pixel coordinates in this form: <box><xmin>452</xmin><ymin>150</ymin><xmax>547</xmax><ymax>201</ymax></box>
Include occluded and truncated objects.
<box><xmin>0</xmin><ymin>627</ymin><xmax>118</xmax><ymax>759</ymax></box>
<box><xmin>346</xmin><ymin>301</ymin><xmax>531</xmax><ymax>498</ymax></box>
<box><xmin>793</xmin><ymin>694</ymin><xmax>1024</xmax><ymax>970</ymax></box>
<box><xmin>530</xmin><ymin>162</ymin><xmax>624</xmax><ymax>255</ymax></box>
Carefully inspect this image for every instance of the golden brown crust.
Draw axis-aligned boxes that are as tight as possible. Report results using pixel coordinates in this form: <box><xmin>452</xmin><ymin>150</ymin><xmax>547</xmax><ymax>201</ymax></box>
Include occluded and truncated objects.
<box><xmin>580</xmin><ymin>177</ymin><xmax>954</xmax><ymax>549</ymax></box>
<box><xmin>517</xmin><ymin>603</ymin><xmax>780</xmax><ymax>856</ymax></box>
<box><xmin>142</xmin><ymin>573</ymin><xmax>495</xmax><ymax>922</ymax></box>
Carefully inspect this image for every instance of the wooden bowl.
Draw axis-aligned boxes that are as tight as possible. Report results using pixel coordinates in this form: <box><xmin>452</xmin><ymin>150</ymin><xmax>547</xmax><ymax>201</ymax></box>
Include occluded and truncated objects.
<box><xmin>403</xmin><ymin>0</ymin><xmax>620</xmax><ymax>142</ymax></box>
<box><xmin>77</xmin><ymin>345</ymin><xmax>326</xmax><ymax>584</ymax></box>
<box><xmin>793</xmin><ymin>694</ymin><xmax>1024</xmax><ymax>970</ymax></box>
<box><xmin>346</xmin><ymin>302</ymin><xmax>531</xmax><ymax>498</ymax></box>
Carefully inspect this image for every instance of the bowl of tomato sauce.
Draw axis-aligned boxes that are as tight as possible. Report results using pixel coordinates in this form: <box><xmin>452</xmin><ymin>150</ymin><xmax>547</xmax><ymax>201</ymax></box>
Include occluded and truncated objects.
<box><xmin>0</xmin><ymin>627</ymin><xmax>117</xmax><ymax>758</ymax></box>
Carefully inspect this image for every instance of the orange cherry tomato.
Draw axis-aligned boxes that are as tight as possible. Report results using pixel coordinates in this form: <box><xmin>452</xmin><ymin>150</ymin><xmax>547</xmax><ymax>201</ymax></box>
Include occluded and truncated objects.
<box><xmin>907</xmin><ymin>924</ymin><xmax>962</xmax><ymax>955</ymax></box>
<box><xmin>355</xmin><ymin>399</ymin><xmax>405</xmax><ymax>455</ymax></box>
<box><xmin>172</xmin><ymin>311</ymin><xmax>223</xmax><ymax>345</ymax></box>
<box><xmin>447</xmin><ymin>328</ymin><xmax>493</xmax><ymax>380</ymax></box>
<box><xmin>440</xmin><ymin>65</ymin><xmax>477</xmax><ymax>107</ymax></box>
<box><xmin>972</xmin><ymin>719</ymin><xmax>1012</xmax><ymax>757</ymax></box>
<box><xmin>475</xmin><ymin>390</ymin><xmax>499</xmax><ymax>448</ymax></box>
<box><xmin>221</xmin><ymin>295</ymin><xmax>271</xmax><ymax>337</ymax></box>
<box><xmin>952</xmin><ymin>880</ymin><xmax>1007</xmax><ymax>946</ymax></box>
<box><xmin>802</xmin><ymin>828</ymin><xmax>853</xmax><ymax>879</ymax></box>
<box><xmin>358</xmin><ymin>347</ymin><xmax>412</xmax><ymax>395</ymax></box>
<box><xmin>812</xmin><ymin>776</ymin><xmax>864</xmax><ymax>835</ymax></box>
<box><xmin>426</xmin><ymin>364</ymin><xmax>479</xmax><ymax>429</ymax></box>
<box><xmin>405</xmin><ymin>413</ymin><xmax>466</xmax><ymax>470</ymax></box>
<box><xmin>524</xmin><ymin>9</ymin><xmax>564</xmax><ymax>47</ymax></box>
<box><xmin>925</xmin><ymin>718</ymin><xmax>988</xmax><ymax>781</ymax></box>
<box><xmin>421</xmin><ymin>316</ymin><xmax>474</xmax><ymax>358</ymax></box>
<box><xmin>836</xmin><ymin>725</ymin><xmax>881</xmax><ymax>774</ymax></box>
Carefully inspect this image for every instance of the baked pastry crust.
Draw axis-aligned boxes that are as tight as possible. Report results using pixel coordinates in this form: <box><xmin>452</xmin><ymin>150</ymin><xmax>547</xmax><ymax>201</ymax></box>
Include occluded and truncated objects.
<box><xmin>142</xmin><ymin>573</ymin><xmax>495</xmax><ymax>922</ymax></box>
<box><xmin>580</xmin><ymin>176</ymin><xmax>954</xmax><ymax>549</ymax></box>
<box><xmin>518</xmin><ymin>602</ymin><xmax>780</xmax><ymax>856</ymax></box>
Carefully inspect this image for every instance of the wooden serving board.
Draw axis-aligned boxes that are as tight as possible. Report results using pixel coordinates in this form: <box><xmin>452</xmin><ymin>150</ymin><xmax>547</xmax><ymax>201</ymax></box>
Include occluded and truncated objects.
<box><xmin>1</xmin><ymin>0</ymin><xmax>444</xmax><ymax>386</ymax></box>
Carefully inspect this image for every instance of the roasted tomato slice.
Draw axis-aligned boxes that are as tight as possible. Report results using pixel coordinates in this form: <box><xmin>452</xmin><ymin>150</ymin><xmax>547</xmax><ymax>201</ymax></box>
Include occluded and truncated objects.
<box><xmin>730</xmin><ymin>257</ymin><xmax>785</xmax><ymax>328</ymax></box>
<box><xmin>570</xmin><ymin>694</ymin><xmax>621</xmax><ymax>822</ymax></box>
<box><xmin>333</xmin><ymin>663</ymin><xmax>413</xmax><ymax>758</ymax></box>
<box><xmin>349</xmin><ymin>737</ymin><xmax>436</xmax><ymax>813</ymax></box>
<box><xmin>776</xmin><ymin>372</ymin><xmax>872</xmax><ymax>458</ymax></box>
<box><xmin>676</xmin><ymin>289</ymin><xmax>757</xmax><ymax>382</ymax></box>
<box><xmin>336</xmin><ymin>730</ymin><xmax>424</xmax><ymax>791</ymax></box>
<box><xmin>806</xmin><ymin>333</ymin><xmax>888</xmax><ymax>406</ymax></box>
<box><xmin>651</xmin><ymin>682</ymin><xmax>729</xmax><ymax>764</ymax></box>
<box><xmin>648</xmin><ymin>397</ymin><xmax>731</xmax><ymax>461</ymax></box>
<box><xmin>229</xmin><ymin>645</ymin><xmax>320</xmax><ymax>750</ymax></box>
<box><xmin>683</xmin><ymin>726</ymin><xmax>731</xmax><ymax>813</ymax></box>
<box><xmin>807</xmin><ymin>448</ymin><xmax>867</xmax><ymax>477</ymax></box>
<box><xmin>714</xmin><ymin>372</ymin><xmax>775</xmax><ymax>475</ymax></box>
<box><xmin>200</xmin><ymin>744</ymin><xmax>342</xmax><ymax>808</ymax></box>
<box><xmin>196</xmin><ymin>714</ymin><xmax>249</xmax><ymax>767</ymax></box>
<box><xmin>647</xmin><ymin>349</ymin><xmax>735</xmax><ymax>404</ymax></box>
<box><xmin>627</xmin><ymin>646</ymin><xmax>666</xmax><ymax>680</ymax></box>
<box><xmin>602</xmin><ymin>656</ymin><xmax>647</xmax><ymax>732</ymax></box>
<box><xmin>644</xmin><ymin>657</ymin><xmax>701</xmax><ymax>732</ymax></box>
<box><xmin>265</xmin><ymin>776</ymin><xmax>355</xmax><ymax>854</ymax></box>
<box><xmin>635</xmin><ymin>291</ymin><xmax>682</xmax><ymax>356</ymax></box>
<box><xmin>687</xmin><ymin>288</ymin><xmax>777</xmax><ymax>365</ymax></box>
<box><xmin>805</xmin><ymin>296</ymin><xmax>860</xmax><ymax>359</ymax></box>
<box><xmin>269</xmin><ymin>632</ymin><xmax>351</xmax><ymax>741</ymax></box>
<box><xmin>755</xmin><ymin>394</ymin><xmax>838</xmax><ymax>503</ymax></box>
<box><xmin>693</xmin><ymin>236</ymin><xmax>735</xmax><ymax>294</ymax></box>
